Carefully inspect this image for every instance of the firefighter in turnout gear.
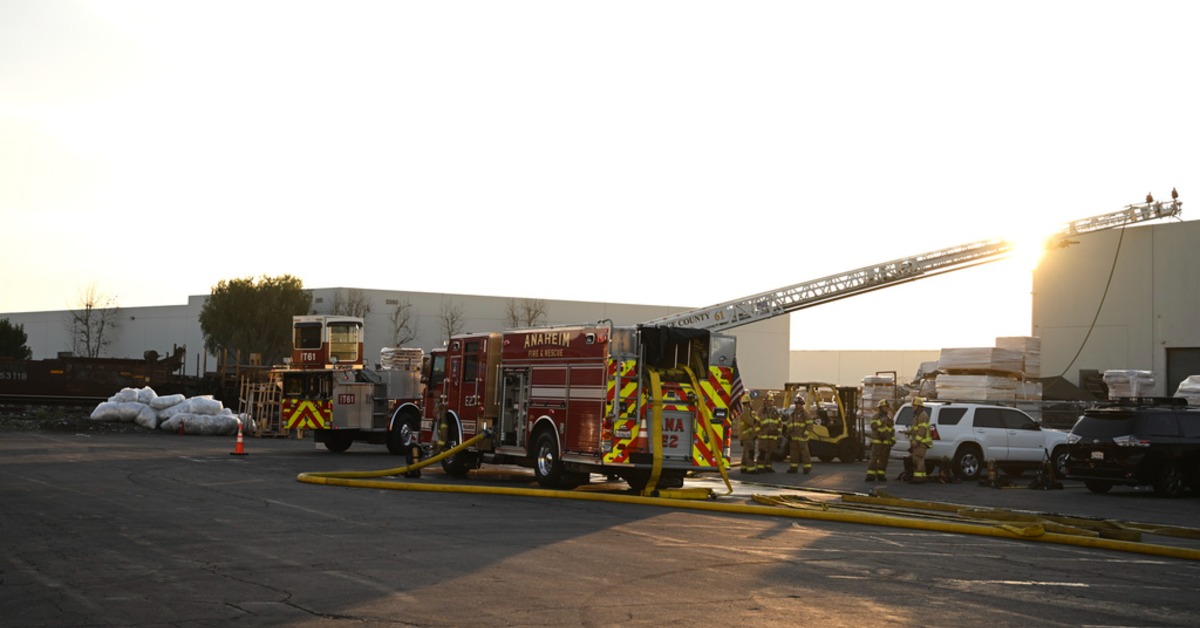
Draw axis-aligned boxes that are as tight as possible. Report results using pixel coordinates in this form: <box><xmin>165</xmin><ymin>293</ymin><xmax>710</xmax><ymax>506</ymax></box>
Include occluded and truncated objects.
<box><xmin>866</xmin><ymin>399</ymin><xmax>895</xmax><ymax>481</ymax></box>
<box><xmin>908</xmin><ymin>397</ymin><xmax>933</xmax><ymax>483</ymax></box>
<box><xmin>786</xmin><ymin>397</ymin><xmax>814</xmax><ymax>474</ymax></box>
<box><xmin>738</xmin><ymin>404</ymin><xmax>761</xmax><ymax>474</ymax></box>
<box><xmin>756</xmin><ymin>405</ymin><xmax>782</xmax><ymax>473</ymax></box>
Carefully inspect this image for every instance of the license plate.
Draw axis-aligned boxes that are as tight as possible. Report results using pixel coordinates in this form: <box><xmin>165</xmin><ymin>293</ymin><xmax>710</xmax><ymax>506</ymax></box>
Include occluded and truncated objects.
<box><xmin>1091</xmin><ymin>450</ymin><xmax>1104</xmax><ymax>460</ymax></box>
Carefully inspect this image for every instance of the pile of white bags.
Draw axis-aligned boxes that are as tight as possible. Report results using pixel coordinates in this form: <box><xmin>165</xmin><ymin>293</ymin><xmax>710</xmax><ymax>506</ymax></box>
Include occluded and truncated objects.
<box><xmin>90</xmin><ymin>386</ymin><xmax>250</xmax><ymax>435</ymax></box>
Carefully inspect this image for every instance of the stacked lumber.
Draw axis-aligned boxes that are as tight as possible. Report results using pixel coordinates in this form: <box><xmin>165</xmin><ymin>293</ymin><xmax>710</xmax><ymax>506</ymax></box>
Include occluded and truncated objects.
<box><xmin>1103</xmin><ymin>369</ymin><xmax>1156</xmax><ymax>399</ymax></box>
<box><xmin>935</xmin><ymin>374</ymin><xmax>1019</xmax><ymax>400</ymax></box>
<box><xmin>996</xmin><ymin>336</ymin><xmax>1042</xmax><ymax>379</ymax></box>
<box><xmin>937</xmin><ymin>347</ymin><xmax>1024</xmax><ymax>374</ymax></box>
<box><xmin>933</xmin><ymin>340</ymin><xmax>1044</xmax><ymax>402</ymax></box>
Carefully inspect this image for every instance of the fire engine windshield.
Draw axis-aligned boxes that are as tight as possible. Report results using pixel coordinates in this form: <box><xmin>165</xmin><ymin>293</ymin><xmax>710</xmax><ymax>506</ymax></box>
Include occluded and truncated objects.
<box><xmin>328</xmin><ymin>322</ymin><xmax>361</xmax><ymax>362</ymax></box>
<box><xmin>639</xmin><ymin>326</ymin><xmax>710</xmax><ymax>377</ymax></box>
<box><xmin>294</xmin><ymin>322</ymin><xmax>323</xmax><ymax>350</ymax></box>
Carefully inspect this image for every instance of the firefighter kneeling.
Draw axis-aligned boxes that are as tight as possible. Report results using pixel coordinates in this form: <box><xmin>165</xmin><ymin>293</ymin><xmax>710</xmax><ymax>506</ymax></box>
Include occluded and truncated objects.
<box><xmin>786</xmin><ymin>397</ymin><xmax>814</xmax><ymax>475</ymax></box>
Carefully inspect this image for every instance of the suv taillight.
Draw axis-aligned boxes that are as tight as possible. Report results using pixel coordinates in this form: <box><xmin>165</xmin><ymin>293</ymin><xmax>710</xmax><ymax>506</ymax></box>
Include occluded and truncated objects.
<box><xmin>1113</xmin><ymin>434</ymin><xmax>1150</xmax><ymax>448</ymax></box>
<box><xmin>930</xmin><ymin>425</ymin><xmax>940</xmax><ymax>440</ymax></box>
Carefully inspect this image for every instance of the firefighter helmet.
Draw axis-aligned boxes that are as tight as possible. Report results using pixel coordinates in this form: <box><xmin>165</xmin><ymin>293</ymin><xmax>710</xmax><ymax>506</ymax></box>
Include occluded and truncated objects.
<box><xmin>913</xmin><ymin>397</ymin><xmax>925</xmax><ymax>407</ymax></box>
<box><xmin>878</xmin><ymin>399</ymin><xmax>889</xmax><ymax>408</ymax></box>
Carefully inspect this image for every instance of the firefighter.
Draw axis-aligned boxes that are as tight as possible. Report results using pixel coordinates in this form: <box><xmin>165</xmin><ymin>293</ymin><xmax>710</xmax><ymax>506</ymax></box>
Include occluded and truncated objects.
<box><xmin>908</xmin><ymin>397</ymin><xmax>933</xmax><ymax>483</ymax></box>
<box><xmin>865</xmin><ymin>399</ymin><xmax>895</xmax><ymax>481</ymax></box>
<box><xmin>738</xmin><ymin>403</ymin><xmax>761</xmax><ymax>474</ymax></box>
<box><xmin>757</xmin><ymin>405</ymin><xmax>782</xmax><ymax>473</ymax></box>
<box><xmin>786</xmin><ymin>396</ymin><xmax>814</xmax><ymax>474</ymax></box>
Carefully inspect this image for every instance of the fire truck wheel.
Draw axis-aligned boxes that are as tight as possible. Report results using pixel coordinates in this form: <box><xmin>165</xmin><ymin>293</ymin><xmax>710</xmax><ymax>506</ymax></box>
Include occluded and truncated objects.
<box><xmin>534</xmin><ymin>431</ymin><xmax>580</xmax><ymax>489</ymax></box>
<box><xmin>386</xmin><ymin>415</ymin><xmax>418</xmax><ymax>456</ymax></box>
<box><xmin>623</xmin><ymin>470</ymin><xmax>685</xmax><ymax>492</ymax></box>
<box><xmin>324</xmin><ymin>432</ymin><xmax>353</xmax><ymax>453</ymax></box>
<box><xmin>432</xmin><ymin>416</ymin><xmax>474</xmax><ymax>478</ymax></box>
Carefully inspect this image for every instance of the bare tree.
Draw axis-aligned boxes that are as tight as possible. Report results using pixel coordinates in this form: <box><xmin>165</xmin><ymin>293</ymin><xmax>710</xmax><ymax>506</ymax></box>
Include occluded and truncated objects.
<box><xmin>439</xmin><ymin>299</ymin><xmax>465</xmax><ymax>344</ymax></box>
<box><xmin>504</xmin><ymin>297</ymin><xmax>548</xmax><ymax>328</ymax></box>
<box><xmin>68</xmin><ymin>285</ymin><xmax>120</xmax><ymax>358</ymax></box>
<box><xmin>331</xmin><ymin>288</ymin><xmax>372</xmax><ymax>318</ymax></box>
<box><xmin>387</xmin><ymin>296</ymin><xmax>417</xmax><ymax>346</ymax></box>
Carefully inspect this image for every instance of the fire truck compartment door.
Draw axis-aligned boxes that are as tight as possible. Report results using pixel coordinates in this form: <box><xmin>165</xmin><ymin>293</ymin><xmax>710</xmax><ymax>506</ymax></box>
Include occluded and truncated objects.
<box><xmin>332</xmin><ymin>382</ymin><xmax>374</xmax><ymax>430</ymax></box>
<box><xmin>658</xmin><ymin>410</ymin><xmax>695</xmax><ymax>461</ymax></box>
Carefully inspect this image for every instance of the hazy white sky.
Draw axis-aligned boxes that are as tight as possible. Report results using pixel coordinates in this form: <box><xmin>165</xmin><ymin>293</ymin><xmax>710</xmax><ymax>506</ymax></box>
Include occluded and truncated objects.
<box><xmin>2</xmin><ymin>1</ymin><xmax>1195</xmax><ymax>350</ymax></box>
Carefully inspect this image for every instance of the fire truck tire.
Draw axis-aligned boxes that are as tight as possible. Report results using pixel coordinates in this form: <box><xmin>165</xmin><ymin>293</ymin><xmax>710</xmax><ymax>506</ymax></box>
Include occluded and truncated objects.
<box><xmin>324</xmin><ymin>432</ymin><xmax>353</xmax><ymax>453</ymax></box>
<box><xmin>623</xmin><ymin>470</ymin><xmax>685</xmax><ymax>492</ymax></box>
<box><xmin>533</xmin><ymin>431</ymin><xmax>581</xmax><ymax>489</ymax></box>
<box><xmin>386</xmin><ymin>411</ymin><xmax>419</xmax><ymax>456</ymax></box>
<box><xmin>437</xmin><ymin>417</ymin><xmax>474</xmax><ymax>478</ymax></box>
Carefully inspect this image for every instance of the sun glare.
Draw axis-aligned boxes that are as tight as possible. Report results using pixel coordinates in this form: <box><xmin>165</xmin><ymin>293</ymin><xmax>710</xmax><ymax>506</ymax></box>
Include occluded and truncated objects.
<box><xmin>1005</xmin><ymin>221</ymin><xmax>1061</xmax><ymax>271</ymax></box>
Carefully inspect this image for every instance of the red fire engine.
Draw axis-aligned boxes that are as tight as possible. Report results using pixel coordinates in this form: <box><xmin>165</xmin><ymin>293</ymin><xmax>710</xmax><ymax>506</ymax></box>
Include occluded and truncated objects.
<box><xmin>416</xmin><ymin>324</ymin><xmax>737</xmax><ymax>490</ymax></box>
<box><xmin>275</xmin><ymin>315</ymin><xmax>424</xmax><ymax>455</ymax></box>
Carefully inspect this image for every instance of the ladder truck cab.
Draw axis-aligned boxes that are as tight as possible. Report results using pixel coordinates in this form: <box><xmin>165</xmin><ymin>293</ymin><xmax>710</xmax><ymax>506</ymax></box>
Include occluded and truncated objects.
<box><xmin>276</xmin><ymin>315</ymin><xmax>424</xmax><ymax>454</ymax></box>
<box><xmin>419</xmin><ymin>323</ymin><xmax>737</xmax><ymax>490</ymax></box>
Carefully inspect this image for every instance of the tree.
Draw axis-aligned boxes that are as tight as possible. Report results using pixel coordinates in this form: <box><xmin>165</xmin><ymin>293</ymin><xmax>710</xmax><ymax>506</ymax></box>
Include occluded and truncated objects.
<box><xmin>386</xmin><ymin>296</ymin><xmax>417</xmax><ymax>347</ymax></box>
<box><xmin>68</xmin><ymin>285</ymin><xmax>120</xmax><ymax>358</ymax></box>
<box><xmin>504</xmin><ymin>297</ymin><xmax>549</xmax><ymax>328</ymax></box>
<box><xmin>331</xmin><ymin>288</ymin><xmax>372</xmax><ymax>318</ymax></box>
<box><xmin>439</xmin><ymin>299</ymin><xmax>465</xmax><ymax>344</ymax></box>
<box><xmin>199</xmin><ymin>275</ymin><xmax>312</xmax><ymax>366</ymax></box>
<box><xmin>0</xmin><ymin>319</ymin><xmax>33</xmax><ymax>359</ymax></box>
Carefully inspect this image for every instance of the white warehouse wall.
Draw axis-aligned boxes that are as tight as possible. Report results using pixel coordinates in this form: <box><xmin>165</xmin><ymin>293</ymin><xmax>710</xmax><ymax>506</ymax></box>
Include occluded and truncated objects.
<box><xmin>0</xmin><ymin>289</ymin><xmax>791</xmax><ymax>389</ymax></box>
<box><xmin>1033</xmin><ymin>219</ymin><xmax>1200</xmax><ymax>396</ymax></box>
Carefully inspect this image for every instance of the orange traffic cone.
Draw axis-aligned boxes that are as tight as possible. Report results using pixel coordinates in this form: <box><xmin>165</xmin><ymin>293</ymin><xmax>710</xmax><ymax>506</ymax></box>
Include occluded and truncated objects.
<box><xmin>231</xmin><ymin>418</ymin><xmax>248</xmax><ymax>456</ymax></box>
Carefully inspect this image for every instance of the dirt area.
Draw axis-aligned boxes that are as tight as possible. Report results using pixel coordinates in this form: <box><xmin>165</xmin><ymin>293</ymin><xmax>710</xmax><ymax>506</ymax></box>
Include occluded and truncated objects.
<box><xmin>0</xmin><ymin>405</ymin><xmax>150</xmax><ymax>434</ymax></box>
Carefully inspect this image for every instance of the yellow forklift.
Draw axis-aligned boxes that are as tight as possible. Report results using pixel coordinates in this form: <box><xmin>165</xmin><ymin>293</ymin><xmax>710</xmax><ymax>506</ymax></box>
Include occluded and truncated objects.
<box><xmin>782</xmin><ymin>382</ymin><xmax>863</xmax><ymax>463</ymax></box>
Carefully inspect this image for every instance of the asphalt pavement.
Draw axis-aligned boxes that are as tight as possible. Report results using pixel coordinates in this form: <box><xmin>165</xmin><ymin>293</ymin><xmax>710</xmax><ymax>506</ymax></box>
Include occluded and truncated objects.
<box><xmin>4</xmin><ymin>430</ymin><xmax>1200</xmax><ymax>627</ymax></box>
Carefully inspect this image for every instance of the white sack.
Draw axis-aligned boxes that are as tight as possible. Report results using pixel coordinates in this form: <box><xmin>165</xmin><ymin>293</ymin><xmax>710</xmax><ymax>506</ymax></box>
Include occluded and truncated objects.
<box><xmin>90</xmin><ymin>401</ymin><xmax>146</xmax><ymax>422</ymax></box>
<box><xmin>150</xmin><ymin>393</ymin><xmax>187</xmax><ymax>410</ymax></box>
<box><xmin>136</xmin><ymin>386</ymin><xmax>158</xmax><ymax>404</ymax></box>
<box><xmin>160</xmin><ymin>413</ymin><xmax>239</xmax><ymax>435</ymax></box>
<box><xmin>111</xmin><ymin>387</ymin><xmax>141</xmax><ymax>403</ymax></box>
<box><xmin>134</xmin><ymin>403</ymin><xmax>160</xmax><ymax>430</ymax></box>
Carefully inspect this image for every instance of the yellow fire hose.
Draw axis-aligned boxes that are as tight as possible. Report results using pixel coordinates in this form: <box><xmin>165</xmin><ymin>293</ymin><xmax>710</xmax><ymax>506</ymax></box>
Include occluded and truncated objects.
<box><xmin>298</xmin><ymin>433</ymin><xmax>1200</xmax><ymax>562</ymax></box>
<box><xmin>297</xmin><ymin>420</ymin><xmax>1200</xmax><ymax>561</ymax></box>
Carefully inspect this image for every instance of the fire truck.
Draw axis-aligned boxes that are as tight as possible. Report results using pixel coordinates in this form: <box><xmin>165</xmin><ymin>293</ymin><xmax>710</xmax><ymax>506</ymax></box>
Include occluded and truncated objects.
<box><xmin>283</xmin><ymin>194</ymin><xmax>1180</xmax><ymax>491</ymax></box>
<box><xmin>418</xmin><ymin>324</ymin><xmax>737</xmax><ymax>490</ymax></box>
<box><xmin>275</xmin><ymin>315</ymin><xmax>424</xmax><ymax>455</ymax></box>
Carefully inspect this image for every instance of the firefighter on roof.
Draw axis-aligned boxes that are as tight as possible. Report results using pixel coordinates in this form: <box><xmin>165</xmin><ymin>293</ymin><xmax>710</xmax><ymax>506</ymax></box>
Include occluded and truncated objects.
<box><xmin>738</xmin><ymin>402</ymin><xmax>761</xmax><ymax>474</ymax></box>
<box><xmin>786</xmin><ymin>396</ymin><xmax>814</xmax><ymax>474</ymax></box>
<box><xmin>866</xmin><ymin>399</ymin><xmax>895</xmax><ymax>482</ymax></box>
<box><xmin>757</xmin><ymin>405</ymin><xmax>781</xmax><ymax>473</ymax></box>
<box><xmin>908</xmin><ymin>397</ymin><xmax>933</xmax><ymax>484</ymax></box>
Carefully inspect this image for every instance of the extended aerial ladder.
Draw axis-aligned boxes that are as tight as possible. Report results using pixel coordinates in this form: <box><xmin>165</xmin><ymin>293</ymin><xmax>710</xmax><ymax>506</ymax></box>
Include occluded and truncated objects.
<box><xmin>645</xmin><ymin>195</ymin><xmax>1183</xmax><ymax>332</ymax></box>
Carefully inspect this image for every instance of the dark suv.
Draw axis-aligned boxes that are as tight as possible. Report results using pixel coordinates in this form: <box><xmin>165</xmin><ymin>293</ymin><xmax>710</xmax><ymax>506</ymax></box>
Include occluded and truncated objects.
<box><xmin>1064</xmin><ymin>397</ymin><xmax>1200</xmax><ymax>497</ymax></box>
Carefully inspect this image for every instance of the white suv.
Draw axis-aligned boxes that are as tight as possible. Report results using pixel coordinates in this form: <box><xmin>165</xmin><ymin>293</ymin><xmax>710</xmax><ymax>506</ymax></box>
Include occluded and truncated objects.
<box><xmin>890</xmin><ymin>402</ymin><xmax>1070</xmax><ymax>479</ymax></box>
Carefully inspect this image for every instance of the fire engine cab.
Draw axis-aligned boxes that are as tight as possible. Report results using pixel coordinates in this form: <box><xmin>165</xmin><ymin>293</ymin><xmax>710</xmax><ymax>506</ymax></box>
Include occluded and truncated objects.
<box><xmin>420</xmin><ymin>323</ymin><xmax>736</xmax><ymax>490</ymax></box>
<box><xmin>276</xmin><ymin>315</ymin><xmax>423</xmax><ymax>454</ymax></box>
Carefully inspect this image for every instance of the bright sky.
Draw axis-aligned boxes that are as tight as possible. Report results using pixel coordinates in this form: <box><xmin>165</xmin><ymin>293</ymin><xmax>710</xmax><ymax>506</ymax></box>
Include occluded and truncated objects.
<box><xmin>2</xmin><ymin>1</ymin><xmax>1196</xmax><ymax>351</ymax></box>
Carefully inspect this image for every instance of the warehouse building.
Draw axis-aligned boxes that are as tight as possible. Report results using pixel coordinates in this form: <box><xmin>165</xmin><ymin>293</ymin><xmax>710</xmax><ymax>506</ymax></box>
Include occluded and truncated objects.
<box><xmin>3</xmin><ymin>219</ymin><xmax>1197</xmax><ymax>396</ymax></box>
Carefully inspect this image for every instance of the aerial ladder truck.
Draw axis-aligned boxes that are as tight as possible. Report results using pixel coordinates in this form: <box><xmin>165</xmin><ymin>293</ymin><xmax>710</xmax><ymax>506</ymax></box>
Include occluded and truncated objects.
<box><xmin>644</xmin><ymin>196</ymin><xmax>1182</xmax><ymax>332</ymax></box>
<box><xmin>642</xmin><ymin>195</ymin><xmax>1183</xmax><ymax>463</ymax></box>
<box><xmin>288</xmin><ymin>195</ymin><xmax>1180</xmax><ymax>493</ymax></box>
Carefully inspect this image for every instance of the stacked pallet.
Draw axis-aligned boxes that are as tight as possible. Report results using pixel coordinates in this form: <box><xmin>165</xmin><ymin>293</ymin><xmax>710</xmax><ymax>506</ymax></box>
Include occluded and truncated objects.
<box><xmin>1175</xmin><ymin>375</ymin><xmax>1200</xmax><ymax>406</ymax></box>
<box><xmin>1103</xmin><ymin>369</ymin><xmax>1156</xmax><ymax>399</ymax></box>
<box><xmin>934</xmin><ymin>342</ymin><xmax>1038</xmax><ymax>401</ymax></box>
<box><xmin>860</xmin><ymin>375</ymin><xmax>896</xmax><ymax>415</ymax></box>
<box><xmin>996</xmin><ymin>336</ymin><xmax>1042</xmax><ymax>379</ymax></box>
